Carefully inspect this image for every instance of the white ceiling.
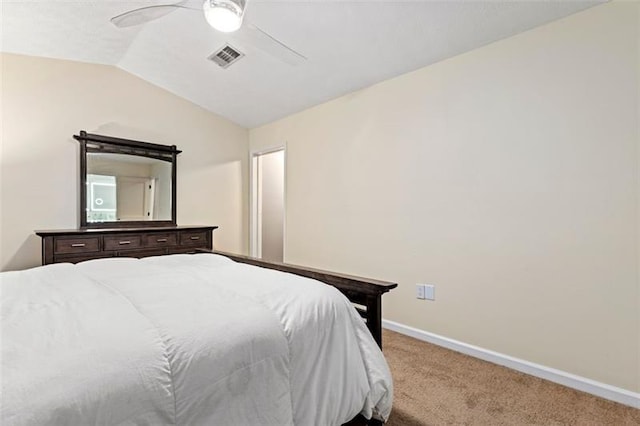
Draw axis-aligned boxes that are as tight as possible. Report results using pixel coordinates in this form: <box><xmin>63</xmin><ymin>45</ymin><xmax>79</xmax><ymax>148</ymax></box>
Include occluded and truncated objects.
<box><xmin>2</xmin><ymin>0</ymin><xmax>603</xmax><ymax>128</ymax></box>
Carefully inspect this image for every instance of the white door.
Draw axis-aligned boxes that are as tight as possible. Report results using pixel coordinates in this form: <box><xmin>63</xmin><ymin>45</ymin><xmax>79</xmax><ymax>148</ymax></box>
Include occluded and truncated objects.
<box><xmin>251</xmin><ymin>149</ymin><xmax>285</xmax><ymax>262</ymax></box>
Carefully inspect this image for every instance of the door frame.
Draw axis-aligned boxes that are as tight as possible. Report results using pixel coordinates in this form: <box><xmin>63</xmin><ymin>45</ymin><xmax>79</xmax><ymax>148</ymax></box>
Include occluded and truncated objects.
<box><xmin>249</xmin><ymin>145</ymin><xmax>286</xmax><ymax>259</ymax></box>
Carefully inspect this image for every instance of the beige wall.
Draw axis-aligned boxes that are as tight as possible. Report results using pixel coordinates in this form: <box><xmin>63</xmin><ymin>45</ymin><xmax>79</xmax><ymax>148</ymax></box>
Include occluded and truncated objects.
<box><xmin>250</xmin><ymin>2</ymin><xmax>640</xmax><ymax>392</ymax></box>
<box><xmin>1</xmin><ymin>53</ymin><xmax>249</xmax><ymax>271</ymax></box>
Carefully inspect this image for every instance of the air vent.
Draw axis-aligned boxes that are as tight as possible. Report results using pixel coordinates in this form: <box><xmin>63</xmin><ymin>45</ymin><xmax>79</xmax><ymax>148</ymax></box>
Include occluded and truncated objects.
<box><xmin>208</xmin><ymin>44</ymin><xmax>244</xmax><ymax>69</ymax></box>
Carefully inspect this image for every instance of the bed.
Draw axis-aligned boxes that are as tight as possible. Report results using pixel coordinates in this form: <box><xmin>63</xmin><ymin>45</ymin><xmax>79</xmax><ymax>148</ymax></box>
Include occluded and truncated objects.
<box><xmin>1</xmin><ymin>252</ymin><xmax>395</xmax><ymax>425</ymax></box>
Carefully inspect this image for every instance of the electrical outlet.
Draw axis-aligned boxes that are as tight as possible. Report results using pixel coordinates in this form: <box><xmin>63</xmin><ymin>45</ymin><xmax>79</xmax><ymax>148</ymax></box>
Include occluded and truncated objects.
<box><xmin>424</xmin><ymin>284</ymin><xmax>435</xmax><ymax>301</ymax></box>
<box><xmin>416</xmin><ymin>284</ymin><xmax>425</xmax><ymax>299</ymax></box>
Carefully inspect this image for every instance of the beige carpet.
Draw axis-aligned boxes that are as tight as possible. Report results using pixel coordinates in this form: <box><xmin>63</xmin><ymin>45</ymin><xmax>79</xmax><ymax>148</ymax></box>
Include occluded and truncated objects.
<box><xmin>382</xmin><ymin>329</ymin><xmax>639</xmax><ymax>426</ymax></box>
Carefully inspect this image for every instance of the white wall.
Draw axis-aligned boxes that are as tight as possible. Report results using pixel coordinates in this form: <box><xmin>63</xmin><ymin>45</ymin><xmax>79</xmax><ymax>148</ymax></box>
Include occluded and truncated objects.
<box><xmin>250</xmin><ymin>2</ymin><xmax>640</xmax><ymax>393</ymax></box>
<box><xmin>1</xmin><ymin>53</ymin><xmax>249</xmax><ymax>271</ymax></box>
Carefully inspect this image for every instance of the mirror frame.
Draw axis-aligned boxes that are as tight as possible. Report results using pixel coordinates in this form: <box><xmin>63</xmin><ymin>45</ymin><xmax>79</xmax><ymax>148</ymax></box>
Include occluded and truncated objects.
<box><xmin>75</xmin><ymin>130</ymin><xmax>181</xmax><ymax>229</ymax></box>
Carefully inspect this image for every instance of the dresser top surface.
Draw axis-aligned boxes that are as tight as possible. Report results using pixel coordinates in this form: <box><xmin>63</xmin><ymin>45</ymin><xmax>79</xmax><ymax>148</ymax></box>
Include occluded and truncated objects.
<box><xmin>35</xmin><ymin>226</ymin><xmax>218</xmax><ymax>237</ymax></box>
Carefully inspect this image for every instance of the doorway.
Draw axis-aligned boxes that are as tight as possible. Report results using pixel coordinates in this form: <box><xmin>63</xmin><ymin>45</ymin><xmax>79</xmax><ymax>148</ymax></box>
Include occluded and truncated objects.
<box><xmin>116</xmin><ymin>176</ymin><xmax>156</xmax><ymax>221</ymax></box>
<box><xmin>250</xmin><ymin>148</ymin><xmax>285</xmax><ymax>262</ymax></box>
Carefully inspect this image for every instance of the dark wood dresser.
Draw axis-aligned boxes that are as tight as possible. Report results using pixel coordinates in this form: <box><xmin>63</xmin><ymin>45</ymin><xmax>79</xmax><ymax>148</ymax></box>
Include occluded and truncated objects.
<box><xmin>35</xmin><ymin>226</ymin><xmax>217</xmax><ymax>265</ymax></box>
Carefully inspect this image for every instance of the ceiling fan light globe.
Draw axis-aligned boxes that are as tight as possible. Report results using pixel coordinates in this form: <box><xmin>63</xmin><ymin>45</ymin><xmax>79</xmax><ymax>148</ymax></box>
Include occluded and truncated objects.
<box><xmin>203</xmin><ymin>0</ymin><xmax>244</xmax><ymax>33</ymax></box>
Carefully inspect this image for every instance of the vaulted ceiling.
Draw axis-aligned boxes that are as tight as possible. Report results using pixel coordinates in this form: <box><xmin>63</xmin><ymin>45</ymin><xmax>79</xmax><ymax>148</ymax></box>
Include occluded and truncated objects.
<box><xmin>2</xmin><ymin>0</ymin><xmax>603</xmax><ymax>128</ymax></box>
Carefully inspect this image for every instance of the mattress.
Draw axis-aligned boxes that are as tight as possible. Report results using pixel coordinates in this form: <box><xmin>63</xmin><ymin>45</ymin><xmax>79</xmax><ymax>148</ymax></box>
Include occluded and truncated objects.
<box><xmin>1</xmin><ymin>253</ymin><xmax>393</xmax><ymax>425</ymax></box>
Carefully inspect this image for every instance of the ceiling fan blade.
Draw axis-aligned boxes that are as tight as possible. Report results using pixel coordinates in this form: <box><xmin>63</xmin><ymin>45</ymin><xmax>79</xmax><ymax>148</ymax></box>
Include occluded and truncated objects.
<box><xmin>111</xmin><ymin>4</ymin><xmax>197</xmax><ymax>28</ymax></box>
<box><xmin>239</xmin><ymin>23</ymin><xmax>307</xmax><ymax>66</ymax></box>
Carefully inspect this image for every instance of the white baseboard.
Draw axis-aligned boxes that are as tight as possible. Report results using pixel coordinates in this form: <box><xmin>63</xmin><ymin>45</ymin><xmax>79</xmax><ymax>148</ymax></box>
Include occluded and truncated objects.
<box><xmin>382</xmin><ymin>319</ymin><xmax>640</xmax><ymax>409</ymax></box>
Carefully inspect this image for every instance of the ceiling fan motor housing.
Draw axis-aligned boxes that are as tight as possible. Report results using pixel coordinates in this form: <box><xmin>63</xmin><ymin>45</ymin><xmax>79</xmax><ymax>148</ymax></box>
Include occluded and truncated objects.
<box><xmin>204</xmin><ymin>0</ymin><xmax>246</xmax><ymax>32</ymax></box>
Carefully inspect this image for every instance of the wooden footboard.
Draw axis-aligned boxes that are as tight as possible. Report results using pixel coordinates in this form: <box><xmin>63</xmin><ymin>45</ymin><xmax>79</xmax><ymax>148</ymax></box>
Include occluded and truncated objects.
<box><xmin>205</xmin><ymin>250</ymin><xmax>397</xmax><ymax>349</ymax></box>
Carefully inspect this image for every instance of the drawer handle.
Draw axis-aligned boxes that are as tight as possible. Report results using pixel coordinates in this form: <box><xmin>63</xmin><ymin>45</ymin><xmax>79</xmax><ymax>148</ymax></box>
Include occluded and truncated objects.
<box><xmin>71</xmin><ymin>243</ymin><xmax>86</xmax><ymax>247</ymax></box>
<box><xmin>190</xmin><ymin>236</ymin><xmax>200</xmax><ymax>240</ymax></box>
<box><xmin>119</xmin><ymin>241</ymin><xmax>131</xmax><ymax>245</ymax></box>
<box><xmin>157</xmin><ymin>238</ymin><xmax>168</xmax><ymax>243</ymax></box>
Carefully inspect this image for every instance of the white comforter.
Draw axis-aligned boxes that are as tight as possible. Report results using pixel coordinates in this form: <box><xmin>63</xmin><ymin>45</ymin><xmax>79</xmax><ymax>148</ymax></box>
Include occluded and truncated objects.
<box><xmin>1</xmin><ymin>254</ymin><xmax>392</xmax><ymax>425</ymax></box>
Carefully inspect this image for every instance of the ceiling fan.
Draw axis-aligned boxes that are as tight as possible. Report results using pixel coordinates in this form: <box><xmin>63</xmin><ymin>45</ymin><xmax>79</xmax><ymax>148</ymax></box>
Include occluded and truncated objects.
<box><xmin>111</xmin><ymin>0</ymin><xmax>306</xmax><ymax>66</ymax></box>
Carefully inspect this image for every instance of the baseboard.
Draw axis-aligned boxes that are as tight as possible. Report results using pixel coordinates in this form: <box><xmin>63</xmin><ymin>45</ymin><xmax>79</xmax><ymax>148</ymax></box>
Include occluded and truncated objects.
<box><xmin>382</xmin><ymin>319</ymin><xmax>640</xmax><ymax>409</ymax></box>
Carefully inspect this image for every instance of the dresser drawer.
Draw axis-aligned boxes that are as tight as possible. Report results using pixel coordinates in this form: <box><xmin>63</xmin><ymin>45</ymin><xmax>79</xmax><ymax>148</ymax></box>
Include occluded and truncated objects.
<box><xmin>168</xmin><ymin>247</ymin><xmax>201</xmax><ymax>255</ymax></box>
<box><xmin>145</xmin><ymin>233</ymin><xmax>178</xmax><ymax>247</ymax></box>
<box><xmin>55</xmin><ymin>252</ymin><xmax>113</xmax><ymax>264</ymax></box>
<box><xmin>37</xmin><ymin>226</ymin><xmax>217</xmax><ymax>265</ymax></box>
<box><xmin>117</xmin><ymin>248</ymin><xmax>167</xmax><ymax>258</ymax></box>
<box><xmin>54</xmin><ymin>237</ymin><xmax>100</xmax><ymax>254</ymax></box>
<box><xmin>180</xmin><ymin>230</ymin><xmax>208</xmax><ymax>246</ymax></box>
<box><xmin>104</xmin><ymin>235</ymin><xmax>143</xmax><ymax>251</ymax></box>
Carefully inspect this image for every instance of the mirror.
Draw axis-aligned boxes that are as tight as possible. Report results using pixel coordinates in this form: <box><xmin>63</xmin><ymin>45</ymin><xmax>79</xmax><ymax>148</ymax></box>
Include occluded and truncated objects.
<box><xmin>75</xmin><ymin>131</ymin><xmax>180</xmax><ymax>228</ymax></box>
<box><xmin>86</xmin><ymin>153</ymin><xmax>172</xmax><ymax>222</ymax></box>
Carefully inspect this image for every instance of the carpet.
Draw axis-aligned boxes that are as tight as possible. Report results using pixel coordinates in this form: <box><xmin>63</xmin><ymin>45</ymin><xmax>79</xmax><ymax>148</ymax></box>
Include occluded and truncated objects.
<box><xmin>382</xmin><ymin>329</ymin><xmax>639</xmax><ymax>425</ymax></box>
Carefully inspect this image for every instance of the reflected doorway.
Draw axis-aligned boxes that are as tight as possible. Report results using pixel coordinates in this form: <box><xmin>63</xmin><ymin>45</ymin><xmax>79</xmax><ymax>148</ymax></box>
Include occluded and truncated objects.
<box><xmin>251</xmin><ymin>148</ymin><xmax>285</xmax><ymax>262</ymax></box>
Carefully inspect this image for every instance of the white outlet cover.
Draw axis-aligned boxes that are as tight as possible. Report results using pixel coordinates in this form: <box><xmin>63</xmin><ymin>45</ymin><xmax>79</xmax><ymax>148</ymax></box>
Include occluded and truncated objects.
<box><xmin>416</xmin><ymin>284</ymin><xmax>425</xmax><ymax>300</ymax></box>
<box><xmin>425</xmin><ymin>284</ymin><xmax>435</xmax><ymax>301</ymax></box>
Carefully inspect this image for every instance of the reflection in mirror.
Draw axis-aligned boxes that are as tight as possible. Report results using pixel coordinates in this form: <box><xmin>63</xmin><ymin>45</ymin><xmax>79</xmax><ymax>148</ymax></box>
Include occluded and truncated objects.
<box><xmin>86</xmin><ymin>153</ymin><xmax>172</xmax><ymax>223</ymax></box>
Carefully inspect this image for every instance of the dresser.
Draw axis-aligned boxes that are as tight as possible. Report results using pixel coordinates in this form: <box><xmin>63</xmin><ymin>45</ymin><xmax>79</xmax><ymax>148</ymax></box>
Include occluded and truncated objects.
<box><xmin>35</xmin><ymin>226</ymin><xmax>217</xmax><ymax>265</ymax></box>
